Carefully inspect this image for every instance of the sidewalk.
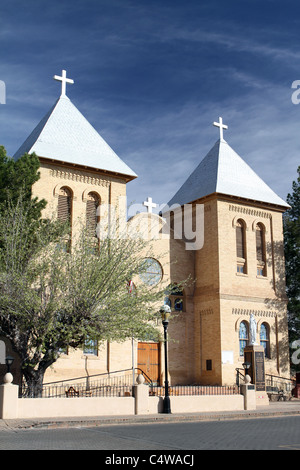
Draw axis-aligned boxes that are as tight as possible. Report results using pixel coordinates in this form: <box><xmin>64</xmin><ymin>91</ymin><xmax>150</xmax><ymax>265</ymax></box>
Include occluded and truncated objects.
<box><xmin>1</xmin><ymin>399</ymin><xmax>299</xmax><ymax>431</ymax></box>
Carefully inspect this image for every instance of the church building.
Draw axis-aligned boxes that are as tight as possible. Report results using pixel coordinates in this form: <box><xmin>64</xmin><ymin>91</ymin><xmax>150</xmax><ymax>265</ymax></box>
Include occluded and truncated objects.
<box><xmin>7</xmin><ymin>71</ymin><xmax>291</xmax><ymax>387</ymax></box>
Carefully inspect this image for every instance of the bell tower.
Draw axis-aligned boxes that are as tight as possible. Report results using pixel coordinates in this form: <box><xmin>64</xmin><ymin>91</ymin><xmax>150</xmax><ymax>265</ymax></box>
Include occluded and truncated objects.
<box><xmin>166</xmin><ymin>118</ymin><xmax>290</xmax><ymax>386</ymax></box>
<box><xmin>13</xmin><ymin>69</ymin><xmax>137</xmax><ymax>234</ymax></box>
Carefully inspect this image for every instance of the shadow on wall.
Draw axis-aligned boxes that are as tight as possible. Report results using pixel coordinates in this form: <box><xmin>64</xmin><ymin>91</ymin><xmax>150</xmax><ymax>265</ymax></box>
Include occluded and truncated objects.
<box><xmin>264</xmin><ymin>237</ymin><xmax>291</xmax><ymax>377</ymax></box>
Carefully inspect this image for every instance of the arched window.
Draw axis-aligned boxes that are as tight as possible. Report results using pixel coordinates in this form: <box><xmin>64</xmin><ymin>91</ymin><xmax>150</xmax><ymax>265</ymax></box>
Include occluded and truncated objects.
<box><xmin>86</xmin><ymin>192</ymin><xmax>100</xmax><ymax>237</ymax></box>
<box><xmin>236</xmin><ymin>219</ymin><xmax>247</xmax><ymax>273</ymax></box>
<box><xmin>57</xmin><ymin>187</ymin><xmax>72</xmax><ymax>252</ymax></box>
<box><xmin>256</xmin><ymin>223</ymin><xmax>266</xmax><ymax>276</ymax></box>
<box><xmin>239</xmin><ymin>321</ymin><xmax>248</xmax><ymax>356</ymax></box>
<box><xmin>0</xmin><ymin>340</ymin><xmax>5</xmax><ymax>364</ymax></box>
<box><xmin>260</xmin><ymin>322</ymin><xmax>270</xmax><ymax>358</ymax></box>
<box><xmin>57</xmin><ymin>187</ymin><xmax>72</xmax><ymax>223</ymax></box>
<box><xmin>164</xmin><ymin>284</ymin><xmax>184</xmax><ymax>312</ymax></box>
<box><xmin>174</xmin><ymin>297</ymin><xmax>183</xmax><ymax>311</ymax></box>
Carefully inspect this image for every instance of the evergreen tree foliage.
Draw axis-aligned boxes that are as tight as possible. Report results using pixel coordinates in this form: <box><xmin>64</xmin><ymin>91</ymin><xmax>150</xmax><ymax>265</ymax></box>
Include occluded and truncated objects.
<box><xmin>0</xmin><ymin>146</ymin><xmax>46</xmax><ymax>217</ymax></box>
<box><xmin>284</xmin><ymin>166</ymin><xmax>300</xmax><ymax>371</ymax></box>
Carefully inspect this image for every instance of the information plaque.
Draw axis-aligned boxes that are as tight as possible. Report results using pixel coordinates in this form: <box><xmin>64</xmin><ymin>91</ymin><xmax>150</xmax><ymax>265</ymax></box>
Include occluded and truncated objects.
<box><xmin>244</xmin><ymin>345</ymin><xmax>266</xmax><ymax>392</ymax></box>
<box><xmin>254</xmin><ymin>350</ymin><xmax>265</xmax><ymax>391</ymax></box>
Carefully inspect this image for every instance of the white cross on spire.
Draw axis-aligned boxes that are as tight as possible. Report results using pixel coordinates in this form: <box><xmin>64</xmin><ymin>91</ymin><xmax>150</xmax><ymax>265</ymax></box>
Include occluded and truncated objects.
<box><xmin>143</xmin><ymin>197</ymin><xmax>157</xmax><ymax>213</ymax></box>
<box><xmin>53</xmin><ymin>69</ymin><xmax>74</xmax><ymax>96</ymax></box>
<box><xmin>213</xmin><ymin>117</ymin><xmax>228</xmax><ymax>141</ymax></box>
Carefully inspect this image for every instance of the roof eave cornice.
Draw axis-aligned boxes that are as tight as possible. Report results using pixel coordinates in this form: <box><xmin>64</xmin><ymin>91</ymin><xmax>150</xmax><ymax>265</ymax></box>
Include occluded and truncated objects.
<box><xmin>38</xmin><ymin>156</ymin><xmax>138</xmax><ymax>183</ymax></box>
<box><xmin>189</xmin><ymin>192</ymin><xmax>290</xmax><ymax>213</ymax></box>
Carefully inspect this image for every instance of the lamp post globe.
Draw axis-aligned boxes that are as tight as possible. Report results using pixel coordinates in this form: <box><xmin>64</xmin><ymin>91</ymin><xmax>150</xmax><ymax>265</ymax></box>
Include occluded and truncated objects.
<box><xmin>4</xmin><ymin>356</ymin><xmax>14</xmax><ymax>384</ymax></box>
<box><xmin>5</xmin><ymin>356</ymin><xmax>14</xmax><ymax>374</ymax></box>
<box><xmin>242</xmin><ymin>361</ymin><xmax>251</xmax><ymax>384</ymax></box>
<box><xmin>160</xmin><ymin>304</ymin><xmax>171</xmax><ymax>322</ymax></box>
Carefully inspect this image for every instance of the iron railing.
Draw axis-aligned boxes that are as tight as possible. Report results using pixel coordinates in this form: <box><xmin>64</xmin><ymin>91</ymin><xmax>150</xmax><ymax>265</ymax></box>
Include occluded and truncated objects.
<box><xmin>236</xmin><ymin>368</ymin><xmax>296</xmax><ymax>393</ymax></box>
<box><xmin>38</xmin><ymin>383</ymin><xmax>133</xmax><ymax>398</ymax></box>
<box><xmin>265</xmin><ymin>373</ymin><xmax>295</xmax><ymax>393</ymax></box>
<box><xmin>22</xmin><ymin>382</ymin><xmax>240</xmax><ymax>399</ymax></box>
<box><xmin>21</xmin><ymin>365</ymin><xmax>296</xmax><ymax>399</ymax></box>
<box><xmin>21</xmin><ymin>367</ymin><xmax>152</xmax><ymax>398</ymax></box>
<box><xmin>235</xmin><ymin>368</ymin><xmax>245</xmax><ymax>387</ymax></box>
<box><xmin>149</xmin><ymin>384</ymin><xmax>239</xmax><ymax>396</ymax></box>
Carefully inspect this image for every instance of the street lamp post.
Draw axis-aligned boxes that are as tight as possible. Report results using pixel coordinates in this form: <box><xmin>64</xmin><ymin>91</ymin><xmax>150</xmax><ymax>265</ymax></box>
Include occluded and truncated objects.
<box><xmin>160</xmin><ymin>305</ymin><xmax>171</xmax><ymax>414</ymax></box>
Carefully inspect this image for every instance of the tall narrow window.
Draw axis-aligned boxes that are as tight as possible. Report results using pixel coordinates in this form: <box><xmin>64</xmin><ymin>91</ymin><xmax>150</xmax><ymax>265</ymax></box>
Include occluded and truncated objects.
<box><xmin>57</xmin><ymin>187</ymin><xmax>72</xmax><ymax>252</ymax></box>
<box><xmin>239</xmin><ymin>321</ymin><xmax>248</xmax><ymax>356</ymax></box>
<box><xmin>236</xmin><ymin>219</ymin><xmax>247</xmax><ymax>274</ymax></box>
<box><xmin>260</xmin><ymin>323</ymin><xmax>270</xmax><ymax>358</ymax></box>
<box><xmin>86</xmin><ymin>192</ymin><xmax>100</xmax><ymax>237</ymax></box>
<box><xmin>256</xmin><ymin>223</ymin><xmax>266</xmax><ymax>276</ymax></box>
<box><xmin>58</xmin><ymin>187</ymin><xmax>72</xmax><ymax>223</ymax></box>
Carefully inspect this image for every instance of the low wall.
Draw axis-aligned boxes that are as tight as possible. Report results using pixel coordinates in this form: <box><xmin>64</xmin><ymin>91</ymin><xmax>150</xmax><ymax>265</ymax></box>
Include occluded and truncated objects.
<box><xmin>18</xmin><ymin>396</ymin><xmax>135</xmax><ymax>419</ymax></box>
<box><xmin>17</xmin><ymin>394</ymin><xmax>244</xmax><ymax>419</ymax></box>
<box><xmin>166</xmin><ymin>395</ymin><xmax>244</xmax><ymax>413</ymax></box>
<box><xmin>0</xmin><ymin>378</ymin><xmax>255</xmax><ymax>420</ymax></box>
<box><xmin>147</xmin><ymin>394</ymin><xmax>244</xmax><ymax>414</ymax></box>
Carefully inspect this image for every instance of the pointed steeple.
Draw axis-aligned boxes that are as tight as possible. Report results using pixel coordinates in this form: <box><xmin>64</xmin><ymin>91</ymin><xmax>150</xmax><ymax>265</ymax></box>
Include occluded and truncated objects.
<box><xmin>167</xmin><ymin>138</ymin><xmax>288</xmax><ymax>209</ymax></box>
<box><xmin>13</xmin><ymin>71</ymin><xmax>137</xmax><ymax>180</ymax></box>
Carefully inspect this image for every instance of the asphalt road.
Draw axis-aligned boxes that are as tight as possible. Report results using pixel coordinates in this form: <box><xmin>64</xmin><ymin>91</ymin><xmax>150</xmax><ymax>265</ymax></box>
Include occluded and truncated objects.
<box><xmin>0</xmin><ymin>415</ymin><xmax>299</xmax><ymax>451</ymax></box>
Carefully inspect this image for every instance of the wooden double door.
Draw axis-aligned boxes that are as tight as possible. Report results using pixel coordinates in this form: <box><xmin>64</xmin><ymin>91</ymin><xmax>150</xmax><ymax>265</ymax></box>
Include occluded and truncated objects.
<box><xmin>137</xmin><ymin>342</ymin><xmax>160</xmax><ymax>385</ymax></box>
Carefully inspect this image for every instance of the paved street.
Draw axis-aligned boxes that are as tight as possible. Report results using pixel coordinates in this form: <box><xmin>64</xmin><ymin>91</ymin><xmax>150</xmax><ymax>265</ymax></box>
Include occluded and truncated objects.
<box><xmin>0</xmin><ymin>415</ymin><xmax>299</xmax><ymax>451</ymax></box>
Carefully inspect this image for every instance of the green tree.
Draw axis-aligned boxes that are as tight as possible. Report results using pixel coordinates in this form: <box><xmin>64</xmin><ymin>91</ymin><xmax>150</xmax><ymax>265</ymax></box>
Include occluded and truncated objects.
<box><xmin>284</xmin><ymin>166</ymin><xmax>300</xmax><ymax>371</ymax></box>
<box><xmin>0</xmin><ymin>147</ymin><xmax>187</xmax><ymax>396</ymax></box>
<box><xmin>0</xmin><ymin>196</ymin><xmax>168</xmax><ymax>396</ymax></box>
<box><xmin>0</xmin><ymin>146</ymin><xmax>46</xmax><ymax>218</ymax></box>
<box><xmin>0</xmin><ymin>146</ymin><xmax>66</xmax><ymax>281</ymax></box>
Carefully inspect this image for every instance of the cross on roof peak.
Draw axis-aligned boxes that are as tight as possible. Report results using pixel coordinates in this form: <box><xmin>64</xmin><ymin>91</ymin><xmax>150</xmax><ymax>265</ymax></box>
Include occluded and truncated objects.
<box><xmin>213</xmin><ymin>117</ymin><xmax>228</xmax><ymax>141</ymax></box>
<box><xmin>53</xmin><ymin>69</ymin><xmax>74</xmax><ymax>96</ymax></box>
<box><xmin>143</xmin><ymin>197</ymin><xmax>157</xmax><ymax>213</ymax></box>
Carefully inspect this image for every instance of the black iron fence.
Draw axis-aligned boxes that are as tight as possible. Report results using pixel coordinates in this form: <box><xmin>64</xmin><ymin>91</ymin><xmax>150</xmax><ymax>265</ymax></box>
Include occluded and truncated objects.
<box><xmin>22</xmin><ymin>380</ymin><xmax>239</xmax><ymax>399</ymax></box>
<box><xmin>149</xmin><ymin>384</ymin><xmax>239</xmax><ymax>396</ymax></box>
<box><xmin>21</xmin><ymin>367</ymin><xmax>241</xmax><ymax>399</ymax></box>
<box><xmin>20</xmin><ymin>367</ymin><xmax>296</xmax><ymax>399</ymax></box>
<box><xmin>21</xmin><ymin>368</ymin><xmax>149</xmax><ymax>398</ymax></box>
<box><xmin>22</xmin><ymin>382</ymin><xmax>134</xmax><ymax>398</ymax></box>
<box><xmin>40</xmin><ymin>383</ymin><xmax>133</xmax><ymax>398</ymax></box>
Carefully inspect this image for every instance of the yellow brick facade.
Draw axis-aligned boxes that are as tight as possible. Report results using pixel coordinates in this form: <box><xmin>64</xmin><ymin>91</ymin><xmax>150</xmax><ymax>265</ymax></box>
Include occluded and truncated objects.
<box><xmin>10</xmin><ymin>132</ymin><xmax>285</xmax><ymax>388</ymax></box>
<box><xmin>32</xmin><ymin>159</ymin><xmax>132</xmax><ymax>383</ymax></box>
<box><xmin>3</xmin><ymin>82</ymin><xmax>290</xmax><ymax>388</ymax></box>
<box><xmin>35</xmin><ymin>157</ymin><xmax>290</xmax><ymax>387</ymax></box>
<box><xmin>191</xmin><ymin>196</ymin><xmax>290</xmax><ymax>386</ymax></box>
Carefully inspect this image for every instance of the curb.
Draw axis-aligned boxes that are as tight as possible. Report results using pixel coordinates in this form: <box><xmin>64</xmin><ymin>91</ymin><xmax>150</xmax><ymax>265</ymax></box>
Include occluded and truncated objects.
<box><xmin>4</xmin><ymin>407</ymin><xmax>300</xmax><ymax>431</ymax></box>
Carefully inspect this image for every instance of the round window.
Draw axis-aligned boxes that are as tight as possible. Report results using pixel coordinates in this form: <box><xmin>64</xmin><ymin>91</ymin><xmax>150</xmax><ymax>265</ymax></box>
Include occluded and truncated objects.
<box><xmin>139</xmin><ymin>258</ymin><xmax>163</xmax><ymax>286</ymax></box>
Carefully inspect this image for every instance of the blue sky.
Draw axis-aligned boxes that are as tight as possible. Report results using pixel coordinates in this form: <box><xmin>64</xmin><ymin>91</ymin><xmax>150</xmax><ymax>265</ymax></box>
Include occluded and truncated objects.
<box><xmin>0</xmin><ymin>0</ymin><xmax>299</xmax><ymax>210</ymax></box>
